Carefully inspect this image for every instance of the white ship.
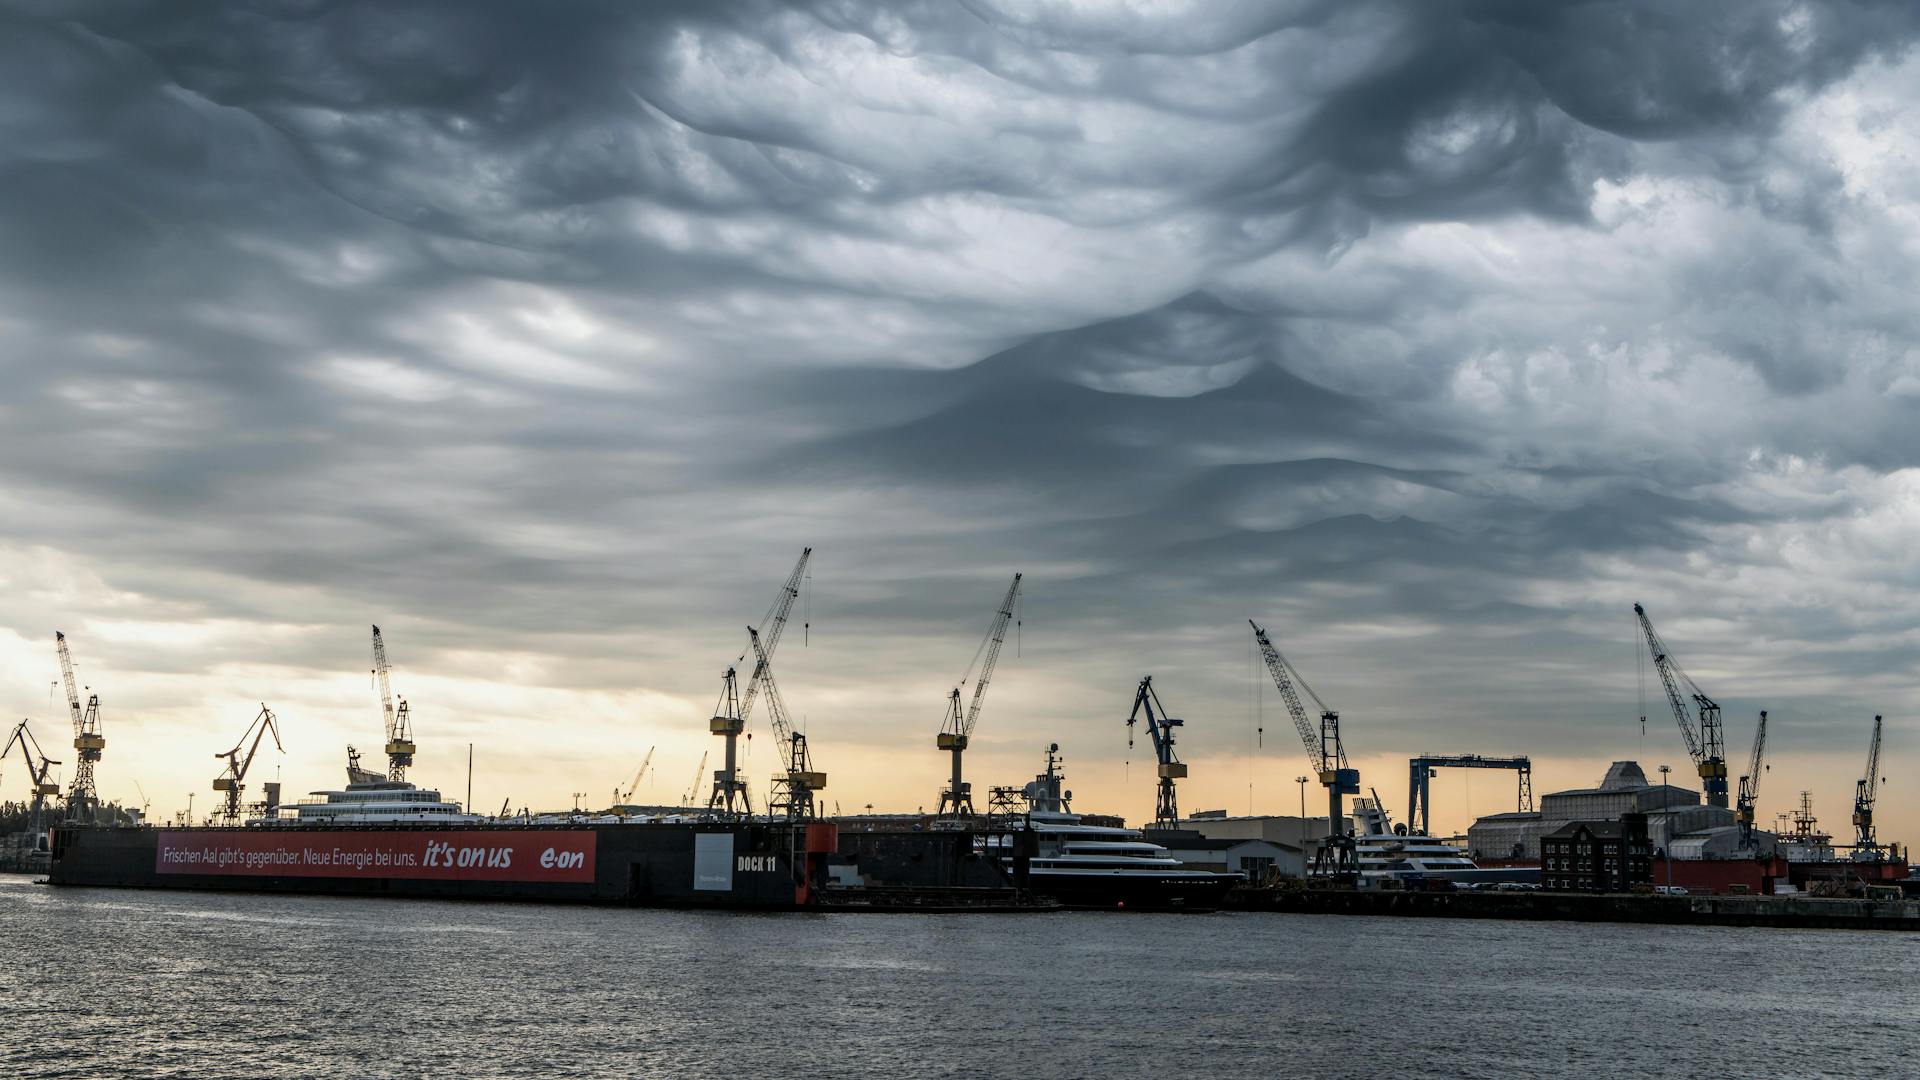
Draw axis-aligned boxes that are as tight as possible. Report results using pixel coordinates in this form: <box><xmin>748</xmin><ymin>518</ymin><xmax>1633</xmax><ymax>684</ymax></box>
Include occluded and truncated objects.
<box><xmin>1350</xmin><ymin>796</ymin><xmax>1533</xmax><ymax>886</ymax></box>
<box><xmin>274</xmin><ymin>746</ymin><xmax>481</xmax><ymax>825</ymax></box>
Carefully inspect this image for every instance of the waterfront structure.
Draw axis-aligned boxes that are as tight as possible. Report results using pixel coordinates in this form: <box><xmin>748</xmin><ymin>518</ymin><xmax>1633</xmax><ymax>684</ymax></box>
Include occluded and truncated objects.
<box><xmin>1541</xmin><ymin>815</ymin><xmax>1652</xmax><ymax>892</ymax></box>
<box><xmin>1469</xmin><ymin>761</ymin><xmax>1746</xmax><ymax>863</ymax></box>
<box><xmin>1150</xmin><ymin>833</ymin><xmax>1302</xmax><ymax>882</ymax></box>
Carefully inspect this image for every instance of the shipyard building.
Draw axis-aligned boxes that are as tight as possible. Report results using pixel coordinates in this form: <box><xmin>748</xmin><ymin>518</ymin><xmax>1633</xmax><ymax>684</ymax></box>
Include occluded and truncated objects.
<box><xmin>1468</xmin><ymin>761</ymin><xmax>1758</xmax><ymax>862</ymax></box>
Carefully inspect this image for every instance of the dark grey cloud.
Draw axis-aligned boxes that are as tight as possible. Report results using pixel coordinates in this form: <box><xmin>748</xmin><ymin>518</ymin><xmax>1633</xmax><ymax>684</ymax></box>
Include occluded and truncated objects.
<box><xmin>2</xmin><ymin>1</ymin><xmax>1918</xmax><ymax>824</ymax></box>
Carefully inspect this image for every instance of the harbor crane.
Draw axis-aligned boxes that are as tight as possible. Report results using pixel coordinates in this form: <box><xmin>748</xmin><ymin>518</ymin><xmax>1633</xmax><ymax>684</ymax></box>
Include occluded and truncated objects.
<box><xmin>1734</xmin><ymin>710</ymin><xmax>1769</xmax><ymax>851</ymax></box>
<box><xmin>1124</xmin><ymin>675</ymin><xmax>1186</xmax><ymax>830</ymax></box>
<box><xmin>709</xmin><ymin>547</ymin><xmax>811</xmax><ymax>817</ymax></box>
<box><xmin>1251</xmin><ymin>620</ymin><xmax>1359</xmax><ymax>875</ymax></box>
<box><xmin>1851</xmin><ymin>714</ymin><xmax>1885</xmax><ymax>861</ymax></box>
<box><xmin>1633</xmin><ymin>603</ymin><xmax>1730</xmax><ymax>809</ymax></box>
<box><xmin>937</xmin><ymin>573</ymin><xmax>1022</xmax><ymax>820</ymax></box>
<box><xmin>615</xmin><ymin>746</ymin><xmax>655</xmax><ymax>806</ymax></box>
<box><xmin>212</xmin><ymin>705</ymin><xmax>282</xmax><ymax>825</ymax></box>
<box><xmin>684</xmin><ymin>751</ymin><xmax>709</xmax><ymax>807</ymax></box>
<box><xmin>370</xmin><ymin>626</ymin><xmax>416</xmax><ymax>782</ymax></box>
<box><xmin>1407</xmin><ymin>754</ymin><xmax>1532</xmax><ymax>839</ymax></box>
<box><xmin>55</xmin><ymin>632</ymin><xmax>107</xmax><ymax>820</ymax></box>
<box><xmin>748</xmin><ymin>625</ymin><xmax>825</xmax><ymax>821</ymax></box>
<box><xmin>2</xmin><ymin>719</ymin><xmax>62</xmax><ymax>835</ymax></box>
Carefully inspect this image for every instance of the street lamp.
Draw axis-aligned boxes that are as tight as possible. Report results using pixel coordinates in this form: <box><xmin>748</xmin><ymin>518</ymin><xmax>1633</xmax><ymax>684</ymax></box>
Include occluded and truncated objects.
<box><xmin>1658</xmin><ymin>764</ymin><xmax>1673</xmax><ymax>890</ymax></box>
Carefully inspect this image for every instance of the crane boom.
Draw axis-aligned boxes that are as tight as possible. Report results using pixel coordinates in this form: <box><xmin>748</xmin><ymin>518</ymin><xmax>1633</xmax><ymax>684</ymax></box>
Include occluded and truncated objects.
<box><xmin>738</xmin><ymin>548</ymin><xmax>811</xmax><ymax>729</ymax></box>
<box><xmin>617</xmin><ymin>746</ymin><xmax>656</xmax><ymax>805</ymax></box>
<box><xmin>1251</xmin><ymin>620</ymin><xmax>1357</xmax><ymax>875</ymax></box>
<box><xmin>1852</xmin><ymin>714</ymin><xmax>1884</xmax><ymax>859</ymax></box>
<box><xmin>710</xmin><ymin>548</ymin><xmax>811</xmax><ymax>817</ymax></box>
<box><xmin>936</xmin><ymin>572</ymin><xmax>1022</xmax><ymax>819</ymax></box>
<box><xmin>1632</xmin><ymin>603</ymin><xmax>1728</xmax><ymax>808</ymax></box>
<box><xmin>371</xmin><ymin>626</ymin><xmax>415</xmax><ymax>782</ymax></box>
<box><xmin>748</xmin><ymin>626</ymin><xmax>824</xmax><ymax>820</ymax></box>
<box><xmin>1125</xmin><ymin>675</ymin><xmax>1187</xmax><ymax>830</ymax></box>
<box><xmin>1735</xmin><ymin>710</ymin><xmax>1768</xmax><ymax>850</ymax></box>
<box><xmin>54</xmin><ymin>631</ymin><xmax>105</xmax><ymax>819</ymax></box>
<box><xmin>2</xmin><ymin>719</ymin><xmax>62</xmax><ymax>834</ymax></box>
<box><xmin>212</xmin><ymin>705</ymin><xmax>283</xmax><ymax>824</ymax></box>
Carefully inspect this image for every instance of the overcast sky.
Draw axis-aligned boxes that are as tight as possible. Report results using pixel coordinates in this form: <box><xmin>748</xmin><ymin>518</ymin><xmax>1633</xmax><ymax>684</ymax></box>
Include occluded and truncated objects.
<box><xmin>3</xmin><ymin>1</ymin><xmax>1918</xmax><ymax>839</ymax></box>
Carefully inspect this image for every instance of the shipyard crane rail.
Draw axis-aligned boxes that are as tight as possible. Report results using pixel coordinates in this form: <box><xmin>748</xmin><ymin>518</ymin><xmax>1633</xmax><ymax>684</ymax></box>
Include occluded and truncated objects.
<box><xmin>1852</xmin><ymin>714</ymin><xmax>1884</xmax><ymax>861</ymax></box>
<box><xmin>937</xmin><ymin>573</ymin><xmax>1022</xmax><ymax>819</ymax></box>
<box><xmin>55</xmin><ymin>632</ymin><xmax>105</xmax><ymax>819</ymax></box>
<box><xmin>616</xmin><ymin>747</ymin><xmax>656</xmax><ymax>806</ymax></box>
<box><xmin>1735</xmin><ymin>710</ymin><xmax>1769</xmax><ymax>851</ymax></box>
<box><xmin>1125</xmin><ymin>675</ymin><xmax>1186</xmax><ymax>830</ymax></box>
<box><xmin>212</xmin><ymin>705</ymin><xmax>283</xmax><ymax>825</ymax></box>
<box><xmin>710</xmin><ymin>547</ymin><xmax>810</xmax><ymax>816</ymax></box>
<box><xmin>1407</xmin><ymin>754</ymin><xmax>1532</xmax><ymax>839</ymax></box>
<box><xmin>749</xmin><ymin>625</ymin><xmax>824</xmax><ymax>821</ymax></box>
<box><xmin>371</xmin><ymin>626</ymin><xmax>415</xmax><ymax>782</ymax></box>
<box><xmin>1250</xmin><ymin>620</ymin><xmax>1358</xmax><ymax>875</ymax></box>
<box><xmin>2</xmin><ymin>719</ymin><xmax>62</xmax><ymax>835</ymax></box>
<box><xmin>1633</xmin><ymin>604</ymin><xmax>1730</xmax><ymax>809</ymax></box>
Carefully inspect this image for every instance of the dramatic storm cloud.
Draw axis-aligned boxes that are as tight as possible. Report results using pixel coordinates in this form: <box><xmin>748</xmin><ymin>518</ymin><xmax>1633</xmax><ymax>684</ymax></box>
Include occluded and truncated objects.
<box><xmin>3</xmin><ymin>1</ymin><xmax>1918</xmax><ymax>837</ymax></box>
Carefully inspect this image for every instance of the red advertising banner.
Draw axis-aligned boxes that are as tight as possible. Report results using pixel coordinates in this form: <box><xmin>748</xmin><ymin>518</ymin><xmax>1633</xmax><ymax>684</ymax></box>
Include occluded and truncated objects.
<box><xmin>155</xmin><ymin>830</ymin><xmax>597</xmax><ymax>883</ymax></box>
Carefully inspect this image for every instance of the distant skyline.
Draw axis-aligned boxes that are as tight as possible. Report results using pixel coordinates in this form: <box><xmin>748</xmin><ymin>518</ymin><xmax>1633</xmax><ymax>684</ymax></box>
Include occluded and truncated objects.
<box><xmin>1</xmin><ymin>2</ymin><xmax>1916</xmax><ymax>841</ymax></box>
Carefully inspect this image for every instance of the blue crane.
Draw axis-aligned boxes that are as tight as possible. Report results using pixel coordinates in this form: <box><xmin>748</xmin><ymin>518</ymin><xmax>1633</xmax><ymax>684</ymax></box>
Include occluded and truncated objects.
<box><xmin>1125</xmin><ymin>675</ymin><xmax>1187</xmax><ymax>830</ymax></box>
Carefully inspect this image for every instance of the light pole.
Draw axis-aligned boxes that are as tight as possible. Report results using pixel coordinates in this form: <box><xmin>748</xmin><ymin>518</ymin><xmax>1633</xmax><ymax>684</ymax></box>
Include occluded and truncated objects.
<box><xmin>1659</xmin><ymin>764</ymin><xmax>1673</xmax><ymax>891</ymax></box>
<box><xmin>1296</xmin><ymin>775</ymin><xmax>1309</xmax><ymax>856</ymax></box>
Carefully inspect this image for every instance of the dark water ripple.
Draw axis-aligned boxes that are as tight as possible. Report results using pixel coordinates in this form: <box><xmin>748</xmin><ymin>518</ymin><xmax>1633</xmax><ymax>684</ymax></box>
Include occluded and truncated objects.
<box><xmin>2</xmin><ymin>874</ymin><xmax>1916</xmax><ymax>1079</ymax></box>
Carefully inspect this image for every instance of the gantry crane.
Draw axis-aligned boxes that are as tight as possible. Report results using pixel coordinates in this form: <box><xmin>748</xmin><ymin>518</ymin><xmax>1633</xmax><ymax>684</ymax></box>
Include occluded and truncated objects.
<box><xmin>55</xmin><ymin>632</ymin><xmax>105</xmax><ymax>820</ymax></box>
<box><xmin>1407</xmin><ymin>754</ymin><xmax>1532</xmax><ymax>839</ymax></box>
<box><xmin>615</xmin><ymin>746</ymin><xmax>655</xmax><ymax>806</ymax></box>
<box><xmin>370</xmin><ymin>625</ymin><xmax>415</xmax><ymax>782</ymax></box>
<box><xmin>212</xmin><ymin>705</ymin><xmax>283</xmax><ymax>825</ymax></box>
<box><xmin>709</xmin><ymin>547</ymin><xmax>811</xmax><ymax>817</ymax></box>
<box><xmin>748</xmin><ymin>625</ymin><xmax>825</xmax><ymax>821</ymax></box>
<box><xmin>1633</xmin><ymin>604</ymin><xmax>1730</xmax><ymax>809</ymax></box>
<box><xmin>1125</xmin><ymin>675</ymin><xmax>1186</xmax><ymax>830</ymax></box>
<box><xmin>1851</xmin><ymin>714</ymin><xmax>1884</xmax><ymax>861</ymax></box>
<box><xmin>937</xmin><ymin>573</ymin><xmax>1022</xmax><ymax>820</ymax></box>
<box><xmin>1251</xmin><ymin>620</ymin><xmax>1359</xmax><ymax>876</ymax></box>
<box><xmin>2</xmin><ymin>719</ymin><xmax>62</xmax><ymax>835</ymax></box>
<box><xmin>1734</xmin><ymin>710</ymin><xmax>1769</xmax><ymax>851</ymax></box>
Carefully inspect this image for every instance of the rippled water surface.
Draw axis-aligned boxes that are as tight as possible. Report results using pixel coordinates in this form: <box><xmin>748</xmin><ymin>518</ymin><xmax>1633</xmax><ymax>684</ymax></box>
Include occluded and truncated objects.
<box><xmin>3</xmin><ymin>873</ymin><xmax>1916</xmax><ymax>1078</ymax></box>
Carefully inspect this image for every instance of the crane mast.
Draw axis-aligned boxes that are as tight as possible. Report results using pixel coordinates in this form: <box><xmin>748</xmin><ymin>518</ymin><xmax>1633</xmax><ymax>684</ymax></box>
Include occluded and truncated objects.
<box><xmin>937</xmin><ymin>573</ymin><xmax>1022</xmax><ymax>820</ymax></box>
<box><xmin>1251</xmin><ymin>620</ymin><xmax>1358</xmax><ymax>875</ymax></box>
<box><xmin>710</xmin><ymin>547</ymin><xmax>811</xmax><ymax>817</ymax></box>
<box><xmin>1125</xmin><ymin>675</ymin><xmax>1186</xmax><ymax>830</ymax></box>
<box><xmin>212</xmin><ymin>705</ymin><xmax>283</xmax><ymax>825</ymax></box>
<box><xmin>685</xmin><ymin>750</ymin><xmax>709</xmax><ymax>807</ymax></box>
<box><xmin>1852</xmin><ymin>714</ymin><xmax>1884</xmax><ymax>861</ymax></box>
<box><xmin>370</xmin><ymin>626</ymin><xmax>415</xmax><ymax>782</ymax></box>
<box><xmin>1734</xmin><ymin>710</ymin><xmax>1768</xmax><ymax>851</ymax></box>
<box><xmin>749</xmin><ymin>625</ymin><xmax>825</xmax><ymax>821</ymax></box>
<box><xmin>1632</xmin><ymin>604</ymin><xmax>1729</xmax><ymax>809</ymax></box>
<box><xmin>3</xmin><ymin>719</ymin><xmax>63</xmax><ymax>835</ymax></box>
<box><xmin>616</xmin><ymin>746</ymin><xmax>656</xmax><ymax>806</ymax></box>
<box><xmin>54</xmin><ymin>632</ymin><xmax>105</xmax><ymax>820</ymax></box>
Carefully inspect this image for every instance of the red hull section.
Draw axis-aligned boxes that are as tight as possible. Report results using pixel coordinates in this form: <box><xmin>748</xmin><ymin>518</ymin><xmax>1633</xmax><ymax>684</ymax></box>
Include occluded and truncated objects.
<box><xmin>154</xmin><ymin>829</ymin><xmax>597</xmax><ymax>883</ymax></box>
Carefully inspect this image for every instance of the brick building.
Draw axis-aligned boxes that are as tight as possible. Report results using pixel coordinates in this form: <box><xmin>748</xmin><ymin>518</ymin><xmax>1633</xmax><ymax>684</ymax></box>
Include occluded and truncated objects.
<box><xmin>1541</xmin><ymin>813</ymin><xmax>1652</xmax><ymax>892</ymax></box>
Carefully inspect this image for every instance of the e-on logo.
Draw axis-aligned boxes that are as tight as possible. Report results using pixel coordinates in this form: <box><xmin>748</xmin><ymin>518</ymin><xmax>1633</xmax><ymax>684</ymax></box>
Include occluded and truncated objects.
<box><xmin>539</xmin><ymin>847</ymin><xmax>586</xmax><ymax>870</ymax></box>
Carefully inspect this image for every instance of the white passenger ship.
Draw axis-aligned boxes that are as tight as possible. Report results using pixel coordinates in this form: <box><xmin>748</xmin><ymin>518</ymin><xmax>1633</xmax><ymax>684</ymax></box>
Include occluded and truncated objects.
<box><xmin>274</xmin><ymin>747</ymin><xmax>482</xmax><ymax>825</ymax></box>
<box><xmin>1004</xmin><ymin>746</ymin><xmax>1242</xmax><ymax>910</ymax></box>
<box><xmin>1350</xmin><ymin>797</ymin><xmax>1531</xmax><ymax>886</ymax></box>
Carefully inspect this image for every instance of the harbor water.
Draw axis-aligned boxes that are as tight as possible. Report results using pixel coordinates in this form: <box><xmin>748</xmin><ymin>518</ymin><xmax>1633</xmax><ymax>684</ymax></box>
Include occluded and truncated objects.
<box><xmin>2</xmin><ymin>873</ymin><xmax>1914</xmax><ymax>1079</ymax></box>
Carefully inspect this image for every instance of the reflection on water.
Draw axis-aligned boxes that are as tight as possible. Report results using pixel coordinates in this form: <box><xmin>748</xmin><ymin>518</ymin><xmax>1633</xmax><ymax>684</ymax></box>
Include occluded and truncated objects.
<box><xmin>1</xmin><ymin>873</ymin><xmax>1914</xmax><ymax>1079</ymax></box>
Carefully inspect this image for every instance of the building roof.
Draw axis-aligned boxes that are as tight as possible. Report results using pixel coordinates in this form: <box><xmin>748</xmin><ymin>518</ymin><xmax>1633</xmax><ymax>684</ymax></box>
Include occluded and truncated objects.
<box><xmin>1600</xmin><ymin>761</ymin><xmax>1649</xmax><ymax>790</ymax></box>
<box><xmin>1151</xmin><ymin>834</ymin><xmax>1301</xmax><ymax>853</ymax></box>
<box><xmin>1544</xmin><ymin>820</ymin><xmax>1636</xmax><ymax>840</ymax></box>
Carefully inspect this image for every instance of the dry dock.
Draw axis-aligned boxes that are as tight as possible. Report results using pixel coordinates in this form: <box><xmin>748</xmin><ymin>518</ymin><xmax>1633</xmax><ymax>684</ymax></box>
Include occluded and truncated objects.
<box><xmin>1231</xmin><ymin>887</ymin><xmax>1920</xmax><ymax>930</ymax></box>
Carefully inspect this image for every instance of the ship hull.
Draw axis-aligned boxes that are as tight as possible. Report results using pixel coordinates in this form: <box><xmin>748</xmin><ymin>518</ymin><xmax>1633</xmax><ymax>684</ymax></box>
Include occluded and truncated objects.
<box><xmin>49</xmin><ymin>821</ymin><xmax>835</xmax><ymax>909</ymax></box>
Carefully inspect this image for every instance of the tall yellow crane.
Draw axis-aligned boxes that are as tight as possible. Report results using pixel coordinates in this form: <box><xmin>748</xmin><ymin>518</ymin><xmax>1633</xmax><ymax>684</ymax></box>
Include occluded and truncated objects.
<box><xmin>212</xmin><ymin>705</ymin><xmax>283</xmax><ymax>825</ymax></box>
<box><xmin>709</xmin><ymin>547</ymin><xmax>810</xmax><ymax>816</ymax></box>
<box><xmin>370</xmin><ymin>625</ymin><xmax>415</xmax><ymax>782</ymax></box>
<box><xmin>748</xmin><ymin>625</ymin><xmax>825</xmax><ymax>820</ymax></box>
<box><xmin>615</xmin><ymin>746</ymin><xmax>655</xmax><ymax>806</ymax></box>
<box><xmin>1251</xmin><ymin>620</ymin><xmax>1359</xmax><ymax>876</ymax></box>
<box><xmin>936</xmin><ymin>573</ymin><xmax>1022</xmax><ymax>820</ymax></box>
<box><xmin>683</xmin><ymin>751</ymin><xmax>709</xmax><ymax>807</ymax></box>
<box><xmin>55</xmin><ymin>632</ymin><xmax>105</xmax><ymax>820</ymax></box>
